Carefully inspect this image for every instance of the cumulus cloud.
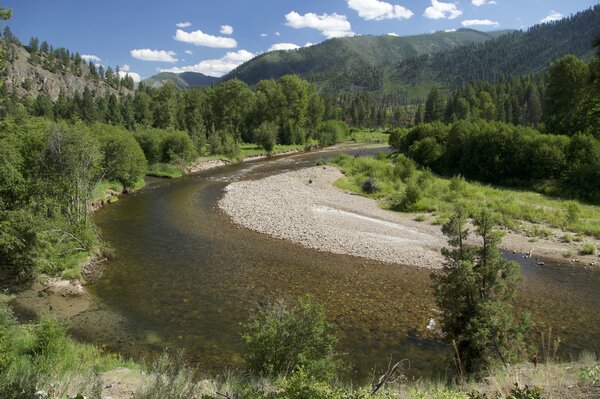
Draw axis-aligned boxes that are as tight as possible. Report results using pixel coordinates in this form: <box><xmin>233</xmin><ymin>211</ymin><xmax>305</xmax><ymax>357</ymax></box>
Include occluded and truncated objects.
<box><xmin>541</xmin><ymin>11</ymin><xmax>563</xmax><ymax>23</ymax></box>
<box><xmin>118</xmin><ymin>70</ymin><xmax>141</xmax><ymax>83</ymax></box>
<box><xmin>160</xmin><ymin>49</ymin><xmax>254</xmax><ymax>77</ymax></box>
<box><xmin>387</xmin><ymin>32</ymin><xmax>399</xmax><ymax>36</ymax></box>
<box><xmin>120</xmin><ymin>64</ymin><xmax>130</xmax><ymax>72</ymax></box>
<box><xmin>347</xmin><ymin>0</ymin><xmax>413</xmax><ymax>21</ymax></box>
<box><xmin>461</xmin><ymin>19</ymin><xmax>499</xmax><ymax>27</ymax></box>
<box><xmin>81</xmin><ymin>54</ymin><xmax>101</xmax><ymax>63</ymax></box>
<box><xmin>424</xmin><ymin>0</ymin><xmax>462</xmax><ymax>19</ymax></box>
<box><xmin>275</xmin><ymin>31</ymin><xmax>281</xmax><ymax>36</ymax></box>
<box><xmin>444</xmin><ymin>28</ymin><xmax>457</xmax><ymax>32</ymax></box>
<box><xmin>174</xmin><ymin>29</ymin><xmax>237</xmax><ymax>48</ymax></box>
<box><xmin>220</xmin><ymin>25</ymin><xmax>233</xmax><ymax>35</ymax></box>
<box><xmin>260</xmin><ymin>33</ymin><xmax>268</xmax><ymax>37</ymax></box>
<box><xmin>130</xmin><ymin>49</ymin><xmax>178</xmax><ymax>62</ymax></box>
<box><xmin>184</xmin><ymin>50</ymin><xmax>193</xmax><ymax>55</ymax></box>
<box><xmin>268</xmin><ymin>43</ymin><xmax>300</xmax><ymax>52</ymax></box>
<box><xmin>285</xmin><ymin>11</ymin><xmax>354</xmax><ymax>38</ymax></box>
<box><xmin>176</xmin><ymin>21</ymin><xmax>192</xmax><ymax>28</ymax></box>
<box><xmin>471</xmin><ymin>0</ymin><xmax>496</xmax><ymax>6</ymax></box>
<box><xmin>304</xmin><ymin>42</ymin><xmax>315</xmax><ymax>47</ymax></box>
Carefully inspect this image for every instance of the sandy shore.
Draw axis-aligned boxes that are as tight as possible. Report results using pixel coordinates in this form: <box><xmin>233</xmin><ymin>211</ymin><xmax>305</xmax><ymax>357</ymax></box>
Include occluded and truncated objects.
<box><xmin>219</xmin><ymin>166</ymin><xmax>600</xmax><ymax>269</ymax></box>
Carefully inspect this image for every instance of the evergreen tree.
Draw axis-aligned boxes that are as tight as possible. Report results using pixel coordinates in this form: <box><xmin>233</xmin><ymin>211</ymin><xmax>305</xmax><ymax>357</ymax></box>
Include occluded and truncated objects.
<box><xmin>432</xmin><ymin>207</ymin><xmax>530</xmax><ymax>374</ymax></box>
<box><xmin>424</xmin><ymin>87</ymin><xmax>445</xmax><ymax>122</ymax></box>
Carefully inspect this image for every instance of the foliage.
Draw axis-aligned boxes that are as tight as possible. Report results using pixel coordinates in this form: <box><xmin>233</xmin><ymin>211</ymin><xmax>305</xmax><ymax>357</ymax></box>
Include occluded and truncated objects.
<box><xmin>253</xmin><ymin>121</ymin><xmax>278</xmax><ymax>153</ymax></box>
<box><xmin>432</xmin><ymin>207</ymin><xmax>531</xmax><ymax>373</ymax></box>
<box><xmin>316</xmin><ymin>120</ymin><xmax>349</xmax><ymax>146</ymax></box>
<box><xmin>581</xmin><ymin>365</ymin><xmax>600</xmax><ymax>385</ymax></box>
<box><xmin>242</xmin><ymin>296</ymin><xmax>341</xmax><ymax>381</ymax></box>
<box><xmin>506</xmin><ymin>384</ymin><xmax>544</xmax><ymax>399</ymax></box>
<box><xmin>580</xmin><ymin>243</ymin><xmax>596</xmax><ymax>255</ymax></box>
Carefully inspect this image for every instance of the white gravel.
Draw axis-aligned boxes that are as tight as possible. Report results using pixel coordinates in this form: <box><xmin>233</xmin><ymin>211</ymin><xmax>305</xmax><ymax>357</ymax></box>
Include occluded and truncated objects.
<box><xmin>219</xmin><ymin>166</ymin><xmax>448</xmax><ymax>268</ymax></box>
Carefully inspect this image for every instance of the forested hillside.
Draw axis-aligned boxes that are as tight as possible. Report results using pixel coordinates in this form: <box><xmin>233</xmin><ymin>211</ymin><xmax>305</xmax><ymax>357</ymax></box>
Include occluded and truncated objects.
<box><xmin>391</xmin><ymin>4</ymin><xmax>600</xmax><ymax>89</ymax></box>
<box><xmin>142</xmin><ymin>71</ymin><xmax>218</xmax><ymax>89</ymax></box>
<box><xmin>1</xmin><ymin>28</ymin><xmax>135</xmax><ymax>101</ymax></box>
<box><xmin>225</xmin><ymin>29</ymin><xmax>504</xmax><ymax>88</ymax></box>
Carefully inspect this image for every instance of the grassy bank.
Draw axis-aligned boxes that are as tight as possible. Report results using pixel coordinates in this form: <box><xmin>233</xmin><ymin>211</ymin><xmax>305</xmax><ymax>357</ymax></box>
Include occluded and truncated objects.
<box><xmin>332</xmin><ymin>153</ymin><xmax>600</xmax><ymax>241</ymax></box>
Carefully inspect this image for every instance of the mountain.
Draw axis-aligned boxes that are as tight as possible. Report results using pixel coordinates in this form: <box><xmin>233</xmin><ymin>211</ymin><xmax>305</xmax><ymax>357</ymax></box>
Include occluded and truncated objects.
<box><xmin>2</xmin><ymin>43</ymin><xmax>131</xmax><ymax>101</ymax></box>
<box><xmin>225</xmin><ymin>29</ymin><xmax>507</xmax><ymax>87</ymax></box>
<box><xmin>142</xmin><ymin>71</ymin><xmax>218</xmax><ymax>89</ymax></box>
<box><xmin>390</xmin><ymin>4</ymin><xmax>600</xmax><ymax>89</ymax></box>
<box><xmin>224</xmin><ymin>5</ymin><xmax>600</xmax><ymax>95</ymax></box>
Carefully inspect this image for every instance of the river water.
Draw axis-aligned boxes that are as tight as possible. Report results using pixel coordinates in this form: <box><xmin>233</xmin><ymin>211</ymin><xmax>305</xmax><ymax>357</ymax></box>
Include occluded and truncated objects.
<box><xmin>78</xmin><ymin>147</ymin><xmax>600</xmax><ymax>380</ymax></box>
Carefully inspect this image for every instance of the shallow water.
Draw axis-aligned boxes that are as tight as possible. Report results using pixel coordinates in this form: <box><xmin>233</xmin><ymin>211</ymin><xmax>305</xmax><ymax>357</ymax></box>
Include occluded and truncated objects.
<box><xmin>80</xmin><ymin>147</ymin><xmax>600</xmax><ymax>380</ymax></box>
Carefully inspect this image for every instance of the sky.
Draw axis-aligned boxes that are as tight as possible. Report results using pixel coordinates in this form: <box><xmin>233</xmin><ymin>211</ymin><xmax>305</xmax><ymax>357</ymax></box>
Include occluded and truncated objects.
<box><xmin>2</xmin><ymin>0</ymin><xmax>598</xmax><ymax>81</ymax></box>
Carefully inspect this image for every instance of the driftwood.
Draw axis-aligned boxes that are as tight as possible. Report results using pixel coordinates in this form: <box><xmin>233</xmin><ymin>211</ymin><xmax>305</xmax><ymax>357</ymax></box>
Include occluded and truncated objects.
<box><xmin>371</xmin><ymin>359</ymin><xmax>409</xmax><ymax>395</ymax></box>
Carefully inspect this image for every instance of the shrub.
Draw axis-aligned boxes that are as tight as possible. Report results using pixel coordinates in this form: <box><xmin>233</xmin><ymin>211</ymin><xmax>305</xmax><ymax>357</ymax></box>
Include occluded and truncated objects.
<box><xmin>241</xmin><ymin>296</ymin><xmax>340</xmax><ymax>381</ymax></box>
<box><xmin>253</xmin><ymin>122</ymin><xmax>278</xmax><ymax>153</ymax></box>
<box><xmin>388</xmin><ymin>128</ymin><xmax>407</xmax><ymax>151</ymax></box>
<box><xmin>361</xmin><ymin>178</ymin><xmax>379</xmax><ymax>194</ymax></box>
<box><xmin>580</xmin><ymin>243</ymin><xmax>596</xmax><ymax>255</ymax></box>
<box><xmin>99</xmin><ymin>130</ymin><xmax>147</xmax><ymax>187</ymax></box>
<box><xmin>316</xmin><ymin>120</ymin><xmax>348</xmax><ymax>146</ymax></box>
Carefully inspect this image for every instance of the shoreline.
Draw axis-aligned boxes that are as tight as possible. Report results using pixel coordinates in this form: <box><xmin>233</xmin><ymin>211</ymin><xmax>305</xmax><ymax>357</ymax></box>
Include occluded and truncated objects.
<box><xmin>219</xmin><ymin>165</ymin><xmax>600</xmax><ymax>269</ymax></box>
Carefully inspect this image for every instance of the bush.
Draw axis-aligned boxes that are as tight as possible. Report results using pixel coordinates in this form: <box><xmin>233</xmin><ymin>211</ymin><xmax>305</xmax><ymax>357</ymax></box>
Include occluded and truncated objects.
<box><xmin>361</xmin><ymin>178</ymin><xmax>379</xmax><ymax>194</ymax></box>
<box><xmin>391</xmin><ymin>181</ymin><xmax>422</xmax><ymax>211</ymax></box>
<box><xmin>580</xmin><ymin>243</ymin><xmax>597</xmax><ymax>255</ymax></box>
<box><xmin>316</xmin><ymin>120</ymin><xmax>349</xmax><ymax>146</ymax></box>
<box><xmin>388</xmin><ymin>128</ymin><xmax>407</xmax><ymax>151</ymax></box>
<box><xmin>97</xmin><ymin>128</ymin><xmax>147</xmax><ymax>187</ymax></box>
<box><xmin>242</xmin><ymin>296</ymin><xmax>340</xmax><ymax>381</ymax></box>
<box><xmin>253</xmin><ymin>122</ymin><xmax>278</xmax><ymax>153</ymax></box>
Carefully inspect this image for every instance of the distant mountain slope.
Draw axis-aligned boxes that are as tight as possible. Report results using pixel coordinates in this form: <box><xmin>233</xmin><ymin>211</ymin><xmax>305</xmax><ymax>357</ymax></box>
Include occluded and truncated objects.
<box><xmin>3</xmin><ymin>44</ymin><xmax>131</xmax><ymax>101</ymax></box>
<box><xmin>390</xmin><ymin>4</ymin><xmax>600</xmax><ymax>88</ymax></box>
<box><xmin>225</xmin><ymin>29</ymin><xmax>506</xmax><ymax>86</ymax></box>
<box><xmin>142</xmin><ymin>71</ymin><xmax>218</xmax><ymax>89</ymax></box>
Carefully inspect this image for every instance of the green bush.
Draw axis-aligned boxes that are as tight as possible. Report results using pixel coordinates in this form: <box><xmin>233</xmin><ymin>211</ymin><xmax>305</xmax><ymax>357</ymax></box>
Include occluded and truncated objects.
<box><xmin>580</xmin><ymin>243</ymin><xmax>597</xmax><ymax>255</ymax></box>
<box><xmin>242</xmin><ymin>296</ymin><xmax>340</xmax><ymax>381</ymax></box>
<box><xmin>97</xmin><ymin>128</ymin><xmax>147</xmax><ymax>187</ymax></box>
<box><xmin>316</xmin><ymin>120</ymin><xmax>349</xmax><ymax>146</ymax></box>
<box><xmin>253</xmin><ymin>121</ymin><xmax>278</xmax><ymax>153</ymax></box>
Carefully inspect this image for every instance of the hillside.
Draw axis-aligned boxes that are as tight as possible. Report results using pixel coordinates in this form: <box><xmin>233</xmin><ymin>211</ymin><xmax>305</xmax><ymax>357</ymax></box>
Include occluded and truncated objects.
<box><xmin>2</xmin><ymin>43</ymin><xmax>132</xmax><ymax>101</ymax></box>
<box><xmin>390</xmin><ymin>4</ymin><xmax>600</xmax><ymax>89</ymax></box>
<box><xmin>225</xmin><ymin>28</ymin><xmax>504</xmax><ymax>87</ymax></box>
<box><xmin>222</xmin><ymin>5</ymin><xmax>600</xmax><ymax>95</ymax></box>
<box><xmin>142</xmin><ymin>71</ymin><xmax>218</xmax><ymax>89</ymax></box>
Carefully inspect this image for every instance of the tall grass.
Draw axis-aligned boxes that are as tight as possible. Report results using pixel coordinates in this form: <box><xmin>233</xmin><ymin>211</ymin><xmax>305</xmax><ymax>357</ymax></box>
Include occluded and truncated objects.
<box><xmin>332</xmin><ymin>153</ymin><xmax>600</xmax><ymax>238</ymax></box>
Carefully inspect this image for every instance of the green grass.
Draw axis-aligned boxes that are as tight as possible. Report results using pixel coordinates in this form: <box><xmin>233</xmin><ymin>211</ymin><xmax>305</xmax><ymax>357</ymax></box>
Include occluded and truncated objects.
<box><xmin>347</xmin><ymin>129</ymin><xmax>389</xmax><ymax>144</ymax></box>
<box><xmin>147</xmin><ymin>163</ymin><xmax>184</xmax><ymax>178</ymax></box>
<box><xmin>332</xmin><ymin>153</ymin><xmax>600</xmax><ymax>238</ymax></box>
<box><xmin>0</xmin><ymin>301</ymin><xmax>136</xmax><ymax>398</ymax></box>
<box><xmin>238</xmin><ymin>143</ymin><xmax>308</xmax><ymax>159</ymax></box>
<box><xmin>580</xmin><ymin>243</ymin><xmax>597</xmax><ymax>255</ymax></box>
<box><xmin>92</xmin><ymin>181</ymin><xmax>124</xmax><ymax>203</ymax></box>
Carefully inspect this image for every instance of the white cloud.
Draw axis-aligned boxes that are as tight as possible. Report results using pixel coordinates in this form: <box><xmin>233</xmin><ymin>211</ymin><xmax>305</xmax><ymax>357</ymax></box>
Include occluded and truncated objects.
<box><xmin>461</xmin><ymin>19</ymin><xmax>499</xmax><ymax>27</ymax></box>
<box><xmin>285</xmin><ymin>11</ymin><xmax>354</xmax><ymax>38</ymax></box>
<box><xmin>130</xmin><ymin>49</ymin><xmax>178</xmax><ymax>62</ymax></box>
<box><xmin>541</xmin><ymin>10</ymin><xmax>563</xmax><ymax>23</ymax></box>
<box><xmin>387</xmin><ymin>32</ymin><xmax>399</xmax><ymax>36</ymax></box>
<box><xmin>444</xmin><ymin>28</ymin><xmax>457</xmax><ymax>32</ymax></box>
<box><xmin>160</xmin><ymin>49</ymin><xmax>254</xmax><ymax>77</ymax></box>
<box><xmin>268</xmin><ymin>42</ymin><xmax>300</xmax><ymax>52</ymax></box>
<box><xmin>260</xmin><ymin>33</ymin><xmax>268</xmax><ymax>37</ymax></box>
<box><xmin>82</xmin><ymin>54</ymin><xmax>101</xmax><ymax>63</ymax></box>
<box><xmin>174</xmin><ymin>29</ymin><xmax>237</xmax><ymax>48</ymax></box>
<box><xmin>304</xmin><ymin>42</ymin><xmax>314</xmax><ymax>47</ymax></box>
<box><xmin>275</xmin><ymin>31</ymin><xmax>281</xmax><ymax>36</ymax></box>
<box><xmin>471</xmin><ymin>0</ymin><xmax>496</xmax><ymax>6</ymax></box>
<box><xmin>176</xmin><ymin>21</ymin><xmax>192</xmax><ymax>28</ymax></box>
<box><xmin>118</xmin><ymin>70</ymin><xmax>141</xmax><ymax>83</ymax></box>
<box><xmin>120</xmin><ymin>64</ymin><xmax>130</xmax><ymax>72</ymax></box>
<box><xmin>424</xmin><ymin>0</ymin><xmax>462</xmax><ymax>20</ymax></box>
<box><xmin>184</xmin><ymin>50</ymin><xmax>193</xmax><ymax>55</ymax></box>
<box><xmin>347</xmin><ymin>0</ymin><xmax>413</xmax><ymax>21</ymax></box>
<box><xmin>220</xmin><ymin>25</ymin><xmax>233</xmax><ymax>35</ymax></box>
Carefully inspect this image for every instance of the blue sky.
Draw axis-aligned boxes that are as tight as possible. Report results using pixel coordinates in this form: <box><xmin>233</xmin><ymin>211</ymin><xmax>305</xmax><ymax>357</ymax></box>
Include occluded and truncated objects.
<box><xmin>3</xmin><ymin>0</ymin><xmax>598</xmax><ymax>81</ymax></box>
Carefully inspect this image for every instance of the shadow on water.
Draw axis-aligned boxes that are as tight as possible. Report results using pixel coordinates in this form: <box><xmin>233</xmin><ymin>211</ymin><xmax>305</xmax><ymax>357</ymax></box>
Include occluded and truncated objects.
<box><xmin>77</xmin><ymin>146</ymin><xmax>600</xmax><ymax>381</ymax></box>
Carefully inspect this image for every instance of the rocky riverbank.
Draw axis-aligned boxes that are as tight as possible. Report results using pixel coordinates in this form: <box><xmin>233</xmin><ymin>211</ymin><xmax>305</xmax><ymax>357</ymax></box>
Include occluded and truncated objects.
<box><xmin>219</xmin><ymin>166</ymin><xmax>600</xmax><ymax>269</ymax></box>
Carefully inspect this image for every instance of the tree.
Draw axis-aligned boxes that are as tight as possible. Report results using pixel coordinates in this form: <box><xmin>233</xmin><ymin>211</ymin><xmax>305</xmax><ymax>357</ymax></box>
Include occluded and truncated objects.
<box><xmin>242</xmin><ymin>296</ymin><xmax>340</xmax><ymax>381</ymax></box>
<box><xmin>424</xmin><ymin>87</ymin><xmax>445</xmax><ymax>123</ymax></box>
<box><xmin>543</xmin><ymin>55</ymin><xmax>589</xmax><ymax>135</ymax></box>
<box><xmin>0</xmin><ymin>6</ymin><xmax>12</xmax><ymax>111</ymax></box>
<box><xmin>253</xmin><ymin>121</ymin><xmax>277</xmax><ymax>153</ymax></box>
<box><xmin>432</xmin><ymin>207</ymin><xmax>530</xmax><ymax>374</ymax></box>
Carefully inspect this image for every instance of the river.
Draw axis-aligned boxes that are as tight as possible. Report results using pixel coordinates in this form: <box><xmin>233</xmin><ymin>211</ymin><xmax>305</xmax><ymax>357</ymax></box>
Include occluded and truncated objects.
<box><xmin>75</xmin><ymin>146</ymin><xmax>600</xmax><ymax>380</ymax></box>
